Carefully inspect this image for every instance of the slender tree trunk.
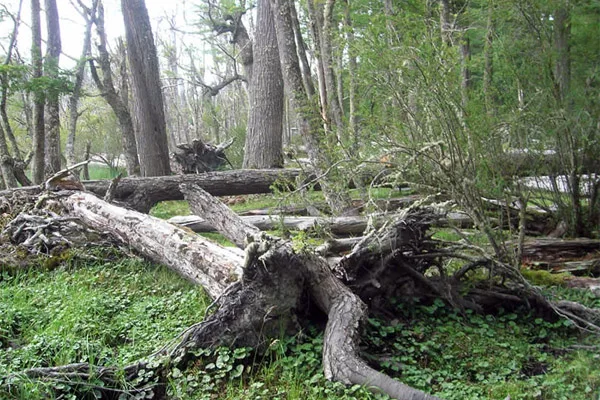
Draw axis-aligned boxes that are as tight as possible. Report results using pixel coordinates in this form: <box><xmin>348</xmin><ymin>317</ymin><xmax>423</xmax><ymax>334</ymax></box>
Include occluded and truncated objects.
<box><xmin>243</xmin><ymin>0</ymin><xmax>284</xmax><ymax>169</ymax></box>
<box><xmin>1</xmin><ymin>0</ymin><xmax>23</xmax><ymax>162</ymax></box>
<box><xmin>270</xmin><ymin>0</ymin><xmax>355</xmax><ymax>215</ymax></box>
<box><xmin>440</xmin><ymin>0</ymin><xmax>452</xmax><ymax>46</ymax></box>
<box><xmin>553</xmin><ymin>3</ymin><xmax>581</xmax><ymax>235</ymax></box>
<box><xmin>553</xmin><ymin>4</ymin><xmax>571</xmax><ymax>104</ymax></box>
<box><xmin>342</xmin><ymin>0</ymin><xmax>358</xmax><ymax>153</ymax></box>
<box><xmin>67</xmin><ymin>0</ymin><xmax>97</xmax><ymax>167</ymax></box>
<box><xmin>290</xmin><ymin>1</ymin><xmax>315</xmax><ymax>98</ymax></box>
<box><xmin>82</xmin><ymin>141</ymin><xmax>91</xmax><ymax>180</ymax></box>
<box><xmin>0</xmin><ymin>123</ymin><xmax>17</xmax><ymax>188</ymax></box>
<box><xmin>321</xmin><ymin>0</ymin><xmax>344</xmax><ymax>142</ymax></box>
<box><xmin>483</xmin><ymin>0</ymin><xmax>494</xmax><ymax>115</ymax></box>
<box><xmin>31</xmin><ymin>0</ymin><xmax>45</xmax><ymax>184</ymax></box>
<box><xmin>90</xmin><ymin>0</ymin><xmax>140</xmax><ymax>176</ymax></box>
<box><xmin>44</xmin><ymin>0</ymin><xmax>62</xmax><ymax>175</ymax></box>
<box><xmin>306</xmin><ymin>0</ymin><xmax>329</xmax><ymax>122</ymax></box>
<box><xmin>0</xmin><ymin>0</ymin><xmax>30</xmax><ymax>186</ymax></box>
<box><xmin>121</xmin><ymin>0</ymin><xmax>171</xmax><ymax>177</ymax></box>
<box><xmin>460</xmin><ymin>36</ymin><xmax>471</xmax><ymax>108</ymax></box>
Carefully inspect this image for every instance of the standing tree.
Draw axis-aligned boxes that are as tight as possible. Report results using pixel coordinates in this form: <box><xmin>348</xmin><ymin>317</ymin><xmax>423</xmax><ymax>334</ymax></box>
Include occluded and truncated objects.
<box><xmin>199</xmin><ymin>0</ymin><xmax>284</xmax><ymax>169</ymax></box>
<box><xmin>121</xmin><ymin>0</ymin><xmax>171</xmax><ymax>177</ymax></box>
<box><xmin>243</xmin><ymin>0</ymin><xmax>284</xmax><ymax>168</ymax></box>
<box><xmin>89</xmin><ymin>0</ymin><xmax>140</xmax><ymax>176</ymax></box>
<box><xmin>30</xmin><ymin>0</ymin><xmax>45</xmax><ymax>184</ymax></box>
<box><xmin>269</xmin><ymin>0</ymin><xmax>354</xmax><ymax>215</ymax></box>
<box><xmin>44</xmin><ymin>0</ymin><xmax>62</xmax><ymax>174</ymax></box>
<box><xmin>66</xmin><ymin>0</ymin><xmax>98</xmax><ymax>168</ymax></box>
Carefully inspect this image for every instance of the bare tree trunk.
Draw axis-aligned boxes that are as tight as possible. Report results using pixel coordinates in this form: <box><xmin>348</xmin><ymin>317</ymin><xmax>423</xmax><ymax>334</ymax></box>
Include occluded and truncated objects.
<box><xmin>1</xmin><ymin>0</ymin><xmax>24</xmax><ymax>162</ymax></box>
<box><xmin>0</xmin><ymin>124</ymin><xmax>17</xmax><ymax>188</ymax></box>
<box><xmin>342</xmin><ymin>0</ymin><xmax>359</xmax><ymax>152</ymax></box>
<box><xmin>0</xmin><ymin>0</ymin><xmax>24</xmax><ymax>188</ymax></box>
<box><xmin>460</xmin><ymin>36</ymin><xmax>471</xmax><ymax>108</ymax></box>
<box><xmin>290</xmin><ymin>1</ymin><xmax>316</xmax><ymax>97</ymax></box>
<box><xmin>483</xmin><ymin>0</ymin><xmax>494</xmax><ymax>115</ymax></box>
<box><xmin>121</xmin><ymin>0</ymin><xmax>171</xmax><ymax>177</ymax></box>
<box><xmin>553</xmin><ymin>4</ymin><xmax>571</xmax><ymax>104</ymax></box>
<box><xmin>440</xmin><ymin>0</ymin><xmax>452</xmax><ymax>46</ymax></box>
<box><xmin>306</xmin><ymin>0</ymin><xmax>329</xmax><ymax>122</ymax></box>
<box><xmin>44</xmin><ymin>0</ymin><xmax>62</xmax><ymax>175</ymax></box>
<box><xmin>66</xmin><ymin>0</ymin><xmax>97</xmax><ymax>167</ymax></box>
<box><xmin>270</xmin><ymin>0</ymin><xmax>355</xmax><ymax>215</ymax></box>
<box><xmin>31</xmin><ymin>0</ymin><xmax>45</xmax><ymax>184</ymax></box>
<box><xmin>243</xmin><ymin>0</ymin><xmax>284</xmax><ymax>169</ymax></box>
<box><xmin>82</xmin><ymin>141</ymin><xmax>91</xmax><ymax>180</ymax></box>
<box><xmin>90</xmin><ymin>1</ymin><xmax>140</xmax><ymax>176</ymax></box>
<box><xmin>320</xmin><ymin>0</ymin><xmax>344</xmax><ymax>142</ymax></box>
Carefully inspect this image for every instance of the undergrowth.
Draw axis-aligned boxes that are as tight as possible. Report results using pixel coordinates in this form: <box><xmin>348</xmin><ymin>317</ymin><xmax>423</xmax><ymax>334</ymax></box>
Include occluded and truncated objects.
<box><xmin>0</xmin><ymin>250</ymin><xmax>598</xmax><ymax>399</ymax></box>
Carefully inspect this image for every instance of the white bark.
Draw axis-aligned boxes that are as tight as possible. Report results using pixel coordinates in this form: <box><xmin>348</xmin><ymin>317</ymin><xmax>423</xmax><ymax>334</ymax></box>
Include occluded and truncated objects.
<box><xmin>64</xmin><ymin>192</ymin><xmax>243</xmax><ymax>298</ymax></box>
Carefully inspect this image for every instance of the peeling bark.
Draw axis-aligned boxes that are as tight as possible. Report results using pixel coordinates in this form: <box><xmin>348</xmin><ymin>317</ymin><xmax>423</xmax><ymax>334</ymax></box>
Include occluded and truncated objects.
<box><xmin>63</xmin><ymin>191</ymin><xmax>243</xmax><ymax>298</ymax></box>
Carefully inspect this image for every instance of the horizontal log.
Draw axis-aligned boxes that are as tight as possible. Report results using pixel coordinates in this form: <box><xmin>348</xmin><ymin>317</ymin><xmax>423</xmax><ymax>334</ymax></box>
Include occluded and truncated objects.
<box><xmin>1</xmin><ymin>169</ymin><xmax>302</xmax><ymax>213</ymax></box>
<box><xmin>170</xmin><ymin>214</ymin><xmax>371</xmax><ymax>235</ymax></box>
<box><xmin>63</xmin><ymin>192</ymin><xmax>244</xmax><ymax>298</ymax></box>
<box><xmin>521</xmin><ymin>238</ymin><xmax>600</xmax><ymax>262</ymax></box>
<box><xmin>169</xmin><ymin>211</ymin><xmax>473</xmax><ymax>236</ymax></box>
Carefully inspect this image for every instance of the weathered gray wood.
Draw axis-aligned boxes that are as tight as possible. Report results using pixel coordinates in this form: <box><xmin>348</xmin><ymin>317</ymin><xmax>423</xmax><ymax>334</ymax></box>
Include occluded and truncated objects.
<box><xmin>521</xmin><ymin>238</ymin><xmax>600</xmax><ymax>261</ymax></box>
<box><xmin>180</xmin><ymin>182</ymin><xmax>440</xmax><ymax>400</ymax></box>
<box><xmin>169</xmin><ymin>214</ymin><xmax>371</xmax><ymax>235</ymax></box>
<box><xmin>63</xmin><ymin>192</ymin><xmax>243</xmax><ymax>298</ymax></box>
<box><xmin>169</xmin><ymin>211</ymin><xmax>473</xmax><ymax>235</ymax></box>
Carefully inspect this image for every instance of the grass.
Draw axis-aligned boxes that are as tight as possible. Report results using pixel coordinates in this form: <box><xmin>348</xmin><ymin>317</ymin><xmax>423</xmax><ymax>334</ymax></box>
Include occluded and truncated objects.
<box><xmin>1</xmin><ymin>252</ymin><xmax>598</xmax><ymax>399</ymax></box>
<box><xmin>86</xmin><ymin>164</ymin><xmax>126</xmax><ymax>180</ymax></box>
<box><xmin>0</xmin><ymin>250</ymin><xmax>209</xmax><ymax>377</ymax></box>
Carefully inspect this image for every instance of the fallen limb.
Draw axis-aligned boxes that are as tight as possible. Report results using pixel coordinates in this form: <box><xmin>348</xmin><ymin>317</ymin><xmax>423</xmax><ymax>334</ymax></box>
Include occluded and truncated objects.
<box><xmin>169</xmin><ymin>211</ymin><xmax>474</xmax><ymax>235</ymax></box>
<box><xmin>63</xmin><ymin>191</ymin><xmax>243</xmax><ymax>298</ymax></box>
<box><xmin>0</xmin><ymin>169</ymin><xmax>303</xmax><ymax>213</ymax></box>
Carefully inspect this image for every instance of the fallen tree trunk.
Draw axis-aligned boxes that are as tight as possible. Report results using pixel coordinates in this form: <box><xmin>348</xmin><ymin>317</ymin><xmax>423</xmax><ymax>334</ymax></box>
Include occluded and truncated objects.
<box><xmin>169</xmin><ymin>211</ymin><xmax>474</xmax><ymax>235</ymax></box>
<box><xmin>521</xmin><ymin>238</ymin><xmax>600</xmax><ymax>262</ymax></box>
<box><xmin>63</xmin><ymin>192</ymin><xmax>244</xmax><ymax>298</ymax></box>
<box><xmin>169</xmin><ymin>214</ymin><xmax>372</xmax><ymax>235</ymax></box>
<box><xmin>179</xmin><ymin>183</ymin><xmax>441</xmax><ymax>399</ymax></box>
<box><xmin>0</xmin><ymin>169</ymin><xmax>302</xmax><ymax>213</ymax></box>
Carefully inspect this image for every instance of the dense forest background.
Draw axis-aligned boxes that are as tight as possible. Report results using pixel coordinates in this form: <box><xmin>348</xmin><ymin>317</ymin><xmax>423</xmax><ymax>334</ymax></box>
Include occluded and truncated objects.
<box><xmin>0</xmin><ymin>0</ymin><xmax>597</xmax><ymax>236</ymax></box>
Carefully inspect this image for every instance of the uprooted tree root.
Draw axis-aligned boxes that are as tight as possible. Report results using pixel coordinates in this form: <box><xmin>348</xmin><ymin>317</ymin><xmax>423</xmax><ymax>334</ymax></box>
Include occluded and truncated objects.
<box><xmin>1</xmin><ymin>186</ymin><xmax>599</xmax><ymax>399</ymax></box>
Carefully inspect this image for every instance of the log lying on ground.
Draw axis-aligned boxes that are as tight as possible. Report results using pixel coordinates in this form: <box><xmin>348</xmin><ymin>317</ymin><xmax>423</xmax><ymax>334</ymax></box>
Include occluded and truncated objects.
<box><xmin>0</xmin><ymin>169</ymin><xmax>302</xmax><ymax>213</ymax></box>
<box><xmin>63</xmin><ymin>192</ymin><xmax>243</xmax><ymax>298</ymax></box>
<box><xmin>237</xmin><ymin>195</ymin><xmax>424</xmax><ymax>216</ymax></box>
<box><xmin>521</xmin><ymin>238</ymin><xmax>600</xmax><ymax>262</ymax></box>
<box><xmin>8</xmin><ymin>187</ymin><xmax>441</xmax><ymax>399</ymax></box>
<box><xmin>169</xmin><ymin>214</ymin><xmax>372</xmax><ymax>235</ymax></box>
<box><xmin>169</xmin><ymin>211</ymin><xmax>474</xmax><ymax>235</ymax></box>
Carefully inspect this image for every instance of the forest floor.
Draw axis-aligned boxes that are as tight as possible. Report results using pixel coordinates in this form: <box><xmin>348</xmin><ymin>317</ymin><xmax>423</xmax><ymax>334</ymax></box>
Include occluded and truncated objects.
<box><xmin>1</xmin><ymin>185</ymin><xmax>599</xmax><ymax>399</ymax></box>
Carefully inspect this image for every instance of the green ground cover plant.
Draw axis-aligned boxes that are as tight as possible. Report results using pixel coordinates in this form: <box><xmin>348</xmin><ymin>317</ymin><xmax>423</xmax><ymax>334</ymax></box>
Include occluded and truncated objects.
<box><xmin>1</xmin><ymin>248</ymin><xmax>598</xmax><ymax>399</ymax></box>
